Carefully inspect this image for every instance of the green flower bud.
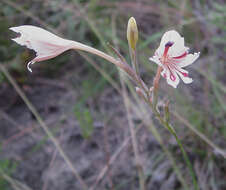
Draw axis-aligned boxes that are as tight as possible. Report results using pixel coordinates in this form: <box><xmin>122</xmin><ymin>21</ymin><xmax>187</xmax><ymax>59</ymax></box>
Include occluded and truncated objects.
<box><xmin>127</xmin><ymin>17</ymin><xmax>138</xmax><ymax>50</ymax></box>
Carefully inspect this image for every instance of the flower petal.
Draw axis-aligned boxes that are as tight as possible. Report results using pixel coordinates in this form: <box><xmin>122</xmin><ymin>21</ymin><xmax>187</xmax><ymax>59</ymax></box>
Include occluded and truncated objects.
<box><xmin>10</xmin><ymin>25</ymin><xmax>70</xmax><ymax>46</ymax></box>
<box><xmin>156</xmin><ymin>30</ymin><xmax>188</xmax><ymax>57</ymax></box>
<box><xmin>164</xmin><ymin>66</ymin><xmax>180</xmax><ymax>88</ymax></box>
<box><xmin>27</xmin><ymin>60</ymin><xmax>35</xmax><ymax>73</ymax></box>
<box><xmin>10</xmin><ymin>25</ymin><xmax>73</xmax><ymax>55</ymax></box>
<box><xmin>149</xmin><ymin>56</ymin><xmax>162</xmax><ymax>66</ymax></box>
<box><xmin>150</xmin><ymin>30</ymin><xmax>199</xmax><ymax>88</ymax></box>
<box><xmin>10</xmin><ymin>25</ymin><xmax>74</xmax><ymax>72</ymax></box>
<box><xmin>161</xmin><ymin>69</ymin><xmax>167</xmax><ymax>78</ymax></box>
<box><xmin>177</xmin><ymin>52</ymin><xmax>200</xmax><ymax>68</ymax></box>
<box><xmin>160</xmin><ymin>30</ymin><xmax>184</xmax><ymax>48</ymax></box>
<box><xmin>174</xmin><ymin>67</ymin><xmax>193</xmax><ymax>84</ymax></box>
<box><xmin>11</xmin><ymin>36</ymin><xmax>33</xmax><ymax>49</ymax></box>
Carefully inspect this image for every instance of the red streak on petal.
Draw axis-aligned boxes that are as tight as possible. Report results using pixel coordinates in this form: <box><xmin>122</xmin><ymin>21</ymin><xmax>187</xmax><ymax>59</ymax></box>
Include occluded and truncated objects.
<box><xmin>170</xmin><ymin>74</ymin><xmax>176</xmax><ymax>81</ymax></box>
<box><xmin>173</xmin><ymin>52</ymin><xmax>187</xmax><ymax>59</ymax></box>
<box><xmin>182</xmin><ymin>72</ymin><xmax>188</xmax><ymax>77</ymax></box>
<box><xmin>168</xmin><ymin>63</ymin><xmax>189</xmax><ymax>77</ymax></box>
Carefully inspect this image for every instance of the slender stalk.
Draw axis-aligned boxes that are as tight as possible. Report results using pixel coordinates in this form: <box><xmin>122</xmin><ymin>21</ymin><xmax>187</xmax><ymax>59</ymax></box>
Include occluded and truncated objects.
<box><xmin>135</xmin><ymin>65</ymin><xmax>199</xmax><ymax>190</ymax></box>
<box><xmin>134</xmin><ymin>89</ymin><xmax>198</xmax><ymax>189</ymax></box>
<box><xmin>153</xmin><ymin>109</ymin><xmax>199</xmax><ymax>190</ymax></box>
<box><xmin>112</xmin><ymin>16</ymin><xmax>145</xmax><ymax>190</ymax></box>
<box><xmin>71</xmin><ymin>41</ymin><xmax>149</xmax><ymax>95</ymax></box>
<box><xmin>106</xmin><ymin>43</ymin><xmax>149</xmax><ymax>95</ymax></box>
<box><xmin>145</xmin><ymin>123</ymin><xmax>189</xmax><ymax>190</ymax></box>
<box><xmin>152</xmin><ymin>66</ymin><xmax>163</xmax><ymax>108</ymax></box>
<box><xmin>168</xmin><ymin>125</ymin><xmax>199</xmax><ymax>190</ymax></box>
<box><xmin>71</xmin><ymin>41</ymin><xmax>122</xmax><ymax>68</ymax></box>
<box><xmin>129</xmin><ymin>92</ymin><xmax>189</xmax><ymax>190</ymax></box>
<box><xmin>0</xmin><ymin>64</ymin><xmax>88</xmax><ymax>190</ymax></box>
<box><xmin>129</xmin><ymin>47</ymin><xmax>139</xmax><ymax>76</ymax></box>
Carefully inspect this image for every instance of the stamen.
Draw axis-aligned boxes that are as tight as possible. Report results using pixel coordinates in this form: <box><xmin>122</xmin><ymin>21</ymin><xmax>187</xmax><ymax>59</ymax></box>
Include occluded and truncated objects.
<box><xmin>27</xmin><ymin>60</ymin><xmax>35</xmax><ymax>73</ymax></box>
<box><xmin>166</xmin><ymin>65</ymin><xmax>176</xmax><ymax>82</ymax></box>
<box><xmin>168</xmin><ymin>63</ymin><xmax>189</xmax><ymax>78</ymax></box>
<box><xmin>165</xmin><ymin>41</ymin><xmax>174</xmax><ymax>47</ymax></box>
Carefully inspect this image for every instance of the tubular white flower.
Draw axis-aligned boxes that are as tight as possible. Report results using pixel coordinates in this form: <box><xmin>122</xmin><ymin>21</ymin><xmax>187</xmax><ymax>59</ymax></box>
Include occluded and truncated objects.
<box><xmin>149</xmin><ymin>30</ymin><xmax>200</xmax><ymax>88</ymax></box>
<box><xmin>10</xmin><ymin>25</ymin><xmax>124</xmax><ymax>73</ymax></box>
<box><xmin>10</xmin><ymin>25</ymin><xmax>76</xmax><ymax>72</ymax></box>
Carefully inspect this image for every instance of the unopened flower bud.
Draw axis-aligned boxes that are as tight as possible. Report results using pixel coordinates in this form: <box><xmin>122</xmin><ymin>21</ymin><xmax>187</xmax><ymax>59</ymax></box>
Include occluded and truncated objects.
<box><xmin>127</xmin><ymin>17</ymin><xmax>138</xmax><ymax>50</ymax></box>
<box><xmin>149</xmin><ymin>87</ymin><xmax>154</xmax><ymax>92</ymax></box>
<box><xmin>135</xmin><ymin>87</ymin><xmax>145</xmax><ymax>100</ymax></box>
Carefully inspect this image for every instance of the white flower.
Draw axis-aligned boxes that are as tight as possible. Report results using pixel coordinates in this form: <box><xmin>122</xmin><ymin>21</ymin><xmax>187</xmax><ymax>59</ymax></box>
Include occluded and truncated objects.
<box><xmin>10</xmin><ymin>25</ymin><xmax>75</xmax><ymax>72</ymax></box>
<box><xmin>149</xmin><ymin>30</ymin><xmax>200</xmax><ymax>88</ymax></box>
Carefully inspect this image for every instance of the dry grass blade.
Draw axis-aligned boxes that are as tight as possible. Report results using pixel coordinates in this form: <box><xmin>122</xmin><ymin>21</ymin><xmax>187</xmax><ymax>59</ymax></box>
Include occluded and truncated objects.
<box><xmin>128</xmin><ymin>92</ymin><xmax>190</xmax><ymax>190</ymax></box>
<box><xmin>89</xmin><ymin>124</ymin><xmax>142</xmax><ymax>190</ymax></box>
<box><xmin>2</xmin><ymin>0</ymin><xmax>49</xmax><ymax>29</ymax></box>
<box><xmin>0</xmin><ymin>64</ymin><xmax>88</xmax><ymax>189</ymax></box>
<box><xmin>0</xmin><ymin>169</ymin><xmax>33</xmax><ymax>190</ymax></box>
<box><xmin>122</xmin><ymin>81</ymin><xmax>146</xmax><ymax>190</ymax></box>
<box><xmin>173</xmin><ymin>111</ymin><xmax>226</xmax><ymax>158</ymax></box>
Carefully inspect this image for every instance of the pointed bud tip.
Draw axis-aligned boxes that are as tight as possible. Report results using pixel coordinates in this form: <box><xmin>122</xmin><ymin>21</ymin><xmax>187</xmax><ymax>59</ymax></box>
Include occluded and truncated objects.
<box><xmin>128</xmin><ymin>17</ymin><xmax>137</xmax><ymax>30</ymax></box>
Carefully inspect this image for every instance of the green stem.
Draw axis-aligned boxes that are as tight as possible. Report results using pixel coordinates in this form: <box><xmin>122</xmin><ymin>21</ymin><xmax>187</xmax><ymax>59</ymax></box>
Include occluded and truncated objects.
<box><xmin>140</xmin><ymin>65</ymin><xmax>199</xmax><ymax>190</ymax></box>
<box><xmin>168</xmin><ymin>126</ymin><xmax>198</xmax><ymax>190</ymax></box>
<box><xmin>145</xmin><ymin>123</ymin><xmax>189</xmax><ymax>190</ymax></box>
<box><xmin>129</xmin><ymin>47</ymin><xmax>139</xmax><ymax>76</ymax></box>
<box><xmin>155</xmin><ymin>111</ymin><xmax>199</xmax><ymax>190</ymax></box>
<box><xmin>152</xmin><ymin>66</ymin><xmax>163</xmax><ymax>108</ymax></box>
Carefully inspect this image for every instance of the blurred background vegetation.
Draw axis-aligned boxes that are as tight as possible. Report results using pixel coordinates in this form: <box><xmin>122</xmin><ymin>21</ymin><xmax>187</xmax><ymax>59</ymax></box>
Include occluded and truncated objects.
<box><xmin>0</xmin><ymin>0</ymin><xmax>225</xmax><ymax>190</ymax></box>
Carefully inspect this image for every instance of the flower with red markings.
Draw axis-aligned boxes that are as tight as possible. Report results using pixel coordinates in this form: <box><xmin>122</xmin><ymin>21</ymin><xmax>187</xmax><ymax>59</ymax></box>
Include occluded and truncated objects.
<box><xmin>149</xmin><ymin>30</ymin><xmax>200</xmax><ymax>88</ymax></box>
<box><xmin>10</xmin><ymin>25</ymin><xmax>75</xmax><ymax>72</ymax></box>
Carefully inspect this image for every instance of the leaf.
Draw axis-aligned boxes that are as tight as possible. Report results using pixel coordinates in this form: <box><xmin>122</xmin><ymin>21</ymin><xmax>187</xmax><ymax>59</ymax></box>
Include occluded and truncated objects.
<box><xmin>74</xmin><ymin>104</ymin><xmax>94</xmax><ymax>139</ymax></box>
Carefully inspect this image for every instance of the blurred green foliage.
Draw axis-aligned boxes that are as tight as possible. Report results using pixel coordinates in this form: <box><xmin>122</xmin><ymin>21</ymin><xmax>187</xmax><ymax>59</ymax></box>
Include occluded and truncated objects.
<box><xmin>0</xmin><ymin>146</ymin><xmax>17</xmax><ymax>190</ymax></box>
<box><xmin>211</xmin><ymin>3</ymin><xmax>226</xmax><ymax>52</ymax></box>
<box><xmin>74</xmin><ymin>105</ymin><xmax>94</xmax><ymax>139</ymax></box>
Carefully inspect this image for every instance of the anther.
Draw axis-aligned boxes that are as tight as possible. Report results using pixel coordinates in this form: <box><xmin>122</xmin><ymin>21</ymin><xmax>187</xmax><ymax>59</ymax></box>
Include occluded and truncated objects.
<box><xmin>165</xmin><ymin>41</ymin><xmax>174</xmax><ymax>47</ymax></box>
